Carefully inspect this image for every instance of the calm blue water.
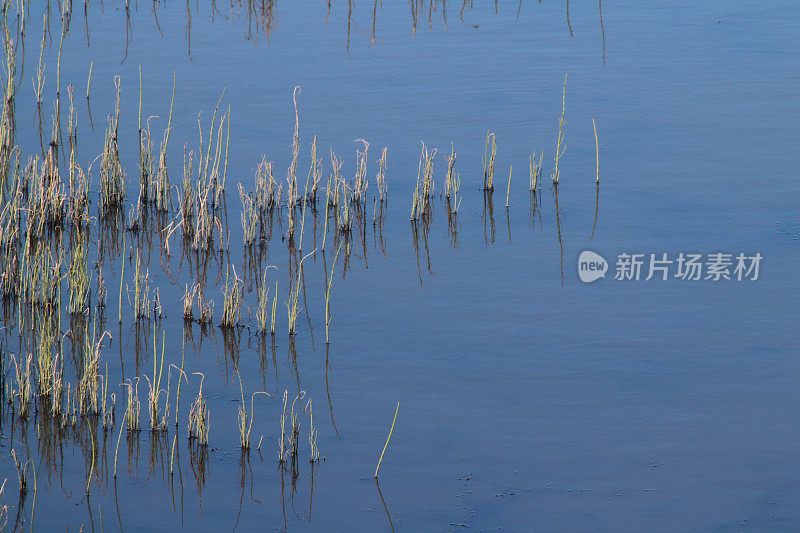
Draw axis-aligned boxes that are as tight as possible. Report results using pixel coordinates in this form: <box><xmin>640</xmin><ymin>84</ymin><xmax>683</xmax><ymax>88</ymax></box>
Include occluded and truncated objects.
<box><xmin>1</xmin><ymin>1</ymin><xmax>799</xmax><ymax>531</ymax></box>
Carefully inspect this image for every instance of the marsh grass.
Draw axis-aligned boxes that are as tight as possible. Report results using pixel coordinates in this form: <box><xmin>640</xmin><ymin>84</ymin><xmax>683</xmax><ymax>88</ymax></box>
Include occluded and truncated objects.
<box><xmin>376</xmin><ymin>147</ymin><xmax>388</xmax><ymax>203</ymax></box>
<box><xmin>482</xmin><ymin>131</ymin><xmax>496</xmax><ymax>190</ymax></box>
<box><xmin>239</xmin><ymin>183</ymin><xmax>260</xmax><ymax>246</ymax></box>
<box><xmin>132</xmin><ymin>248</ymin><xmax>153</xmax><ymax>320</ymax></box>
<box><xmin>287</xmin><ymin>249</ymin><xmax>315</xmax><ymax>336</ymax></box>
<box><xmin>10</xmin><ymin>352</ymin><xmax>33</xmax><ymax>418</ymax></box>
<box><xmin>257</xmin><ymin>265</ymin><xmax>277</xmax><ymax>334</ymax></box>
<box><xmin>411</xmin><ymin>142</ymin><xmax>436</xmax><ymax>221</ymax></box>
<box><xmin>278</xmin><ymin>390</ymin><xmax>288</xmax><ymax>463</ymax></box>
<box><xmin>236</xmin><ymin>371</ymin><xmax>269</xmax><ymax>450</ymax></box>
<box><xmin>188</xmin><ymin>373</ymin><xmax>210</xmax><ymax>446</ymax></box>
<box><xmin>444</xmin><ymin>142</ymin><xmax>458</xmax><ymax>199</ymax></box>
<box><xmin>529</xmin><ymin>150</ymin><xmax>543</xmax><ymax>192</ymax></box>
<box><xmin>305</xmin><ymin>398</ymin><xmax>319</xmax><ymax>462</ymax></box>
<box><xmin>279</xmin><ymin>390</ymin><xmax>305</xmax><ymax>465</ymax></box>
<box><xmin>123</xmin><ymin>377</ymin><xmax>142</xmax><ymax>432</ymax></box>
<box><xmin>352</xmin><ymin>139</ymin><xmax>369</xmax><ymax>204</ymax></box>
<box><xmin>145</xmin><ymin>327</ymin><xmax>167</xmax><ymax>431</ymax></box>
<box><xmin>99</xmin><ymin>77</ymin><xmax>125</xmax><ymax>215</ymax></box>
<box><xmin>220</xmin><ymin>265</ymin><xmax>244</xmax><ymax>328</ymax></box>
<box><xmin>67</xmin><ymin>228</ymin><xmax>90</xmax><ymax>315</ymax></box>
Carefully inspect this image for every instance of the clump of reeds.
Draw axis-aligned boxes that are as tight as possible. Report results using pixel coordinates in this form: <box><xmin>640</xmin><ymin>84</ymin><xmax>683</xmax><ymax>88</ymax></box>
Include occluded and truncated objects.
<box><xmin>288</xmin><ymin>392</ymin><xmax>304</xmax><ymax>463</ymax></box>
<box><xmin>331</xmin><ymin>153</ymin><xmax>351</xmax><ymax>234</ymax></box>
<box><xmin>352</xmin><ymin>139</ymin><xmax>369</xmax><ymax>204</ymax></box>
<box><xmin>99</xmin><ymin>77</ymin><xmax>125</xmax><ymax>215</ymax></box>
<box><xmin>551</xmin><ymin>74</ymin><xmax>567</xmax><ymax>184</ymax></box>
<box><xmin>183</xmin><ymin>282</ymin><xmax>213</xmax><ymax>324</ymax></box>
<box><xmin>410</xmin><ymin>142</ymin><xmax>436</xmax><ymax>220</ymax></box>
<box><xmin>308</xmin><ymin>134</ymin><xmax>322</xmax><ymax>203</ymax></box>
<box><xmin>9</xmin><ymin>352</ymin><xmax>33</xmax><ymax>418</ymax></box>
<box><xmin>123</xmin><ymin>378</ymin><xmax>142</xmax><ymax>432</ymax></box>
<box><xmin>36</xmin><ymin>322</ymin><xmax>61</xmax><ymax>401</ymax></box>
<box><xmin>278</xmin><ymin>390</ymin><xmax>288</xmax><ymax>462</ymax></box>
<box><xmin>305</xmin><ymin>398</ymin><xmax>319</xmax><ymax>462</ymax></box>
<box><xmin>67</xmin><ymin>229</ymin><xmax>90</xmax><ymax>315</ymax></box>
<box><xmin>188</xmin><ymin>373</ymin><xmax>210</xmax><ymax>446</ymax></box>
<box><xmin>255</xmin><ymin>156</ymin><xmax>279</xmax><ymax>210</ymax></box>
<box><xmin>287</xmin><ymin>250</ymin><xmax>315</xmax><ymax>336</ymax></box>
<box><xmin>376</xmin><ymin>147</ymin><xmax>388</xmax><ymax>203</ymax></box>
<box><xmin>279</xmin><ymin>390</ymin><xmax>305</xmax><ymax>464</ymax></box>
<box><xmin>219</xmin><ymin>265</ymin><xmax>244</xmax><ymax>328</ymax></box>
<box><xmin>76</xmin><ymin>324</ymin><xmax>111</xmax><ymax>417</ymax></box>
<box><xmin>529</xmin><ymin>150</ymin><xmax>543</xmax><ymax>192</ymax></box>
<box><xmin>145</xmin><ymin>328</ymin><xmax>167</xmax><ymax>432</ymax></box>
<box><xmin>236</xmin><ymin>372</ymin><xmax>268</xmax><ymax>450</ymax></box>
<box><xmin>182</xmin><ymin>283</ymin><xmax>195</xmax><ymax>320</ymax></box>
<box><xmin>239</xmin><ymin>183</ymin><xmax>260</xmax><ymax>246</ymax></box>
<box><xmin>180</xmin><ymin>146</ymin><xmax>195</xmax><ymax>235</ymax></box>
<box><xmin>482</xmin><ymin>131</ymin><xmax>496</xmax><ymax>190</ymax></box>
<box><xmin>0</xmin><ymin>185</ymin><xmax>22</xmax><ymax>296</ymax></box>
<box><xmin>131</xmin><ymin>248</ymin><xmax>156</xmax><ymax>320</ymax></box>
<box><xmin>256</xmin><ymin>265</ymin><xmax>277</xmax><ymax>334</ymax></box>
<box><xmin>10</xmin><ymin>450</ymin><xmax>30</xmax><ymax>495</ymax></box>
<box><xmin>444</xmin><ymin>142</ymin><xmax>462</xmax><ymax>212</ymax></box>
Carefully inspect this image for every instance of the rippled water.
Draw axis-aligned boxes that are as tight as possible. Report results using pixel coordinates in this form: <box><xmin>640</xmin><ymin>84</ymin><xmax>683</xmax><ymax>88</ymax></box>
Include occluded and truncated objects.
<box><xmin>0</xmin><ymin>1</ymin><xmax>798</xmax><ymax>531</ymax></box>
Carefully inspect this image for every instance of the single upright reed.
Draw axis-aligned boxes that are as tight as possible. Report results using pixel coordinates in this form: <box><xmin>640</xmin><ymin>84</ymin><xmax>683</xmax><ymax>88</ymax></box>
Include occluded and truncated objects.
<box><xmin>482</xmin><ymin>131</ymin><xmax>496</xmax><ymax>190</ymax></box>
<box><xmin>551</xmin><ymin>74</ymin><xmax>567</xmax><ymax>184</ymax></box>
<box><xmin>505</xmin><ymin>166</ymin><xmax>512</xmax><ymax>207</ymax></box>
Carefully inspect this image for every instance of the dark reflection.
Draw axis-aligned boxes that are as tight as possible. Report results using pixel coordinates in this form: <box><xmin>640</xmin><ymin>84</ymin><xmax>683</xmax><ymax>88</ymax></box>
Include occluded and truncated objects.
<box><xmin>324</xmin><ymin>344</ymin><xmax>339</xmax><ymax>440</ymax></box>
<box><xmin>375</xmin><ymin>478</ymin><xmax>395</xmax><ymax>532</ymax></box>
<box><xmin>552</xmin><ymin>183</ymin><xmax>565</xmax><ymax>286</ymax></box>
<box><xmin>189</xmin><ymin>441</ymin><xmax>209</xmax><ymax>512</ymax></box>
<box><xmin>64</xmin><ymin>0</ymin><xmax>592</xmax><ymax>58</ymax></box>
<box><xmin>482</xmin><ymin>190</ymin><xmax>496</xmax><ymax>246</ymax></box>
<box><xmin>446</xmin><ymin>199</ymin><xmax>460</xmax><ymax>250</ymax></box>
<box><xmin>411</xmin><ymin>220</ymin><xmax>435</xmax><ymax>286</ymax></box>
<box><xmin>505</xmin><ymin>205</ymin><xmax>511</xmax><ymax>245</ymax></box>
<box><xmin>592</xmin><ymin>181</ymin><xmax>600</xmax><ymax>239</ymax></box>
<box><xmin>600</xmin><ymin>0</ymin><xmax>606</xmax><ymax>65</ymax></box>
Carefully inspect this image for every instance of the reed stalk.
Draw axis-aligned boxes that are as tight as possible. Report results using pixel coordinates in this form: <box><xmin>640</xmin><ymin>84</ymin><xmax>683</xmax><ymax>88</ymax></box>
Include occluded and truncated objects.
<box><xmin>375</xmin><ymin>402</ymin><xmax>399</xmax><ymax>478</ymax></box>
<box><xmin>188</xmin><ymin>373</ymin><xmax>210</xmax><ymax>445</ymax></box>
<box><xmin>482</xmin><ymin>131</ymin><xmax>496</xmax><ymax>190</ymax></box>
<box><xmin>325</xmin><ymin>244</ymin><xmax>342</xmax><ymax>343</ymax></box>
<box><xmin>505</xmin><ymin>166</ymin><xmax>512</xmax><ymax>207</ymax></box>
<box><xmin>551</xmin><ymin>74</ymin><xmax>567</xmax><ymax>184</ymax></box>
